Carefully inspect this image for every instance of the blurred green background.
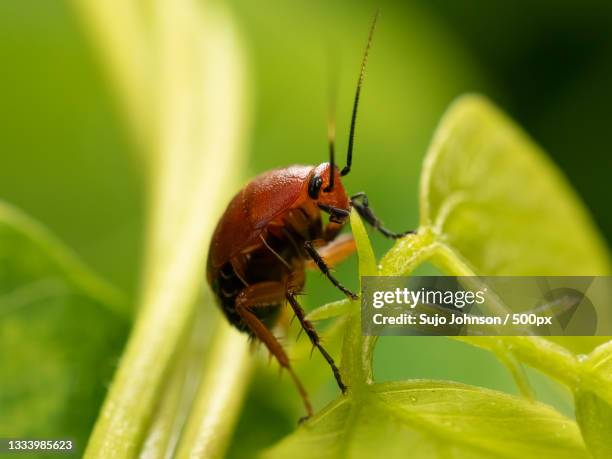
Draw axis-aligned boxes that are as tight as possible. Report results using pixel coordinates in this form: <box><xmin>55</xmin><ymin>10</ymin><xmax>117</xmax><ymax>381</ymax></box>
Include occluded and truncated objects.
<box><xmin>1</xmin><ymin>0</ymin><xmax>611</xmax><ymax>457</ymax></box>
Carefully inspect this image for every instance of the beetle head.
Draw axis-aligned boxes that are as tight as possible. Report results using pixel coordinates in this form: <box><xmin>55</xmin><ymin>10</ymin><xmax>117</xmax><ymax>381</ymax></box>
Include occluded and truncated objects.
<box><xmin>308</xmin><ymin>163</ymin><xmax>350</xmax><ymax>219</ymax></box>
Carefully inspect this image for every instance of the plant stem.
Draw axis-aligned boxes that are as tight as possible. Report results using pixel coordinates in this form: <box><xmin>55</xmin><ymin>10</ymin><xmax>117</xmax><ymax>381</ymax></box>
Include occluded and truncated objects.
<box><xmin>78</xmin><ymin>1</ymin><xmax>250</xmax><ymax>456</ymax></box>
<box><xmin>175</xmin><ymin>322</ymin><xmax>252</xmax><ymax>459</ymax></box>
<box><xmin>70</xmin><ymin>0</ymin><xmax>153</xmax><ymax>157</ymax></box>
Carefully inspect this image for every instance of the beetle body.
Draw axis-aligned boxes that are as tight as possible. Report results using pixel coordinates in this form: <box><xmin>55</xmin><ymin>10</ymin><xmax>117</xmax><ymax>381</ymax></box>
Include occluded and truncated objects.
<box><xmin>207</xmin><ymin>164</ymin><xmax>349</xmax><ymax>331</ymax></box>
<box><xmin>206</xmin><ymin>11</ymin><xmax>411</xmax><ymax>419</ymax></box>
<box><xmin>207</xmin><ymin>163</ymin><xmax>356</xmax><ymax>417</ymax></box>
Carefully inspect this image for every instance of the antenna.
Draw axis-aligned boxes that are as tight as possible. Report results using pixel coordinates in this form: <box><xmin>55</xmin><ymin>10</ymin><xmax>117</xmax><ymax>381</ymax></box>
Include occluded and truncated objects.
<box><xmin>341</xmin><ymin>10</ymin><xmax>379</xmax><ymax>177</ymax></box>
<box><xmin>324</xmin><ymin>118</ymin><xmax>336</xmax><ymax>192</ymax></box>
<box><xmin>324</xmin><ymin>46</ymin><xmax>339</xmax><ymax>192</ymax></box>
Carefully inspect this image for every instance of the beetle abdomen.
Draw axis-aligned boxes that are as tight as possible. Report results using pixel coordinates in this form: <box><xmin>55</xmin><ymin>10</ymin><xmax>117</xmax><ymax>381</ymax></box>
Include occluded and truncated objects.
<box><xmin>211</xmin><ymin>260</ymin><xmax>284</xmax><ymax>333</ymax></box>
<box><xmin>209</xmin><ymin>204</ymin><xmax>323</xmax><ymax>334</ymax></box>
<box><xmin>210</xmin><ymin>262</ymin><xmax>248</xmax><ymax>331</ymax></box>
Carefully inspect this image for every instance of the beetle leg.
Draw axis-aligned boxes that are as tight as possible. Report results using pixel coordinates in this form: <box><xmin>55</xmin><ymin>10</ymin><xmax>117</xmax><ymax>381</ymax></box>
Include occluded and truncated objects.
<box><xmin>351</xmin><ymin>192</ymin><xmax>415</xmax><ymax>239</ymax></box>
<box><xmin>259</xmin><ymin>233</ymin><xmax>291</xmax><ymax>269</ymax></box>
<box><xmin>285</xmin><ymin>291</ymin><xmax>347</xmax><ymax>394</ymax></box>
<box><xmin>230</xmin><ymin>256</ymin><xmax>249</xmax><ymax>287</ymax></box>
<box><xmin>318</xmin><ymin>203</ymin><xmax>350</xmax><ymax>224</ymax></box>
<box><xmin>304</xmin><ymin>241</ymin><xmax>358</xmax><ymax>300</ymax></box>
<box><xmin>305</xmin><ymin>233</ymin><xmax>356</xmax><ymax>269</ymax></box>
<box><xmin>316</xmin><ymin>205</ymin><xmax>349</xmax><ymax>239</ymax></box>
<box><xmin>235</xmin><ymin>282</ymin><xmax>313</xmax><ymax>418</ymax></box>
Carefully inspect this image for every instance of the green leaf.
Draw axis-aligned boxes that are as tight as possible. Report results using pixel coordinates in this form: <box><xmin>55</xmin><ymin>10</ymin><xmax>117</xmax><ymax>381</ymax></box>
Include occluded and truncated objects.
<box><xmin>575</xmin><ymin>341</ymin><xmax>612</xmax><ymax>458</ymax></box>
<box><xmin>350</xmin><ymin>209</ymin><xmax>377</xmax><ymax>278</ymax></box>
<box><xmin>580</xmin><ymin>341</ymin><xmax>612</xmax><ymax>406</ymax></box>
<box><xmin>264</xmin><ymin>380</ymin><xmax>588</xmax><ymax>459</ymax></box>
<box><xmin>389</xmin><ymin>95</ymin><xmax>612</xmax><ymax>456</ymax></box>
<box><xmin>385</xmin><ymin>94</ymin><xmax>611</xmax><ymax>369</ymax></box>
<box><xmin>0</xmin><ymin>201</ymin><xmax>128</xmax><ymax>453</ymax></box>
<box><xmin>382</xmin><ymin>94</ymin><xmax>611</xmax><ymax>353</ymax></box>
<box><xmin>379</xmin><ymin>231</ymin><xmax>437</xmax><ymax>278</ymax></box>
<box><xmin>420</xmin><ymin>94</ymin><xmax>610</xmax><ymax>277</ymax></box>
<box><xmin>299</xmin><ymin>211</ymin><xmax>376</xmax><ymax>393</ymax></box>
<box><xmin>575</xmin><ymin>391</ymin><xmax>612</xmax><ymax>459</ymax></box>
<box><xmin>338</xmin><ymin>211</ymin><xmax>377</xmax><ymax>390</ymax></box>
<box><xmin>307</xmin><ymin>298</ymin><xmax>352</xmax><ymax>322</ymax></box>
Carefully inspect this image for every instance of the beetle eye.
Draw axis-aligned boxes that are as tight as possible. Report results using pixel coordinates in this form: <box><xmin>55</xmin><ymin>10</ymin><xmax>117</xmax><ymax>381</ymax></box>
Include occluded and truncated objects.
<box><xmin>308</xmin><ymin>175</ymin><xmax>323</xmax><ymax>199</ymax></box>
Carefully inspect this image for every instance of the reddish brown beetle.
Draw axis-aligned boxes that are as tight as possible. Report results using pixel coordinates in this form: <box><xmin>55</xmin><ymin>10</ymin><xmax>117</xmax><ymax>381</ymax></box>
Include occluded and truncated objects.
<box><xmin>207</xmin><ymin>12</ymin><xmax>411</xmax><ymax>418</ymax></box>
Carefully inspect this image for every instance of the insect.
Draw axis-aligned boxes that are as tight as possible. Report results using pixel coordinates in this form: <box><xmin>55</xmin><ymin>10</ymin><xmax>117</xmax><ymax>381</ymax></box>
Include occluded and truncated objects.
<box><xmin>207</xmin><ymin>11</ymin><xmax>412</xmax><ymax>419</ymax></box>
